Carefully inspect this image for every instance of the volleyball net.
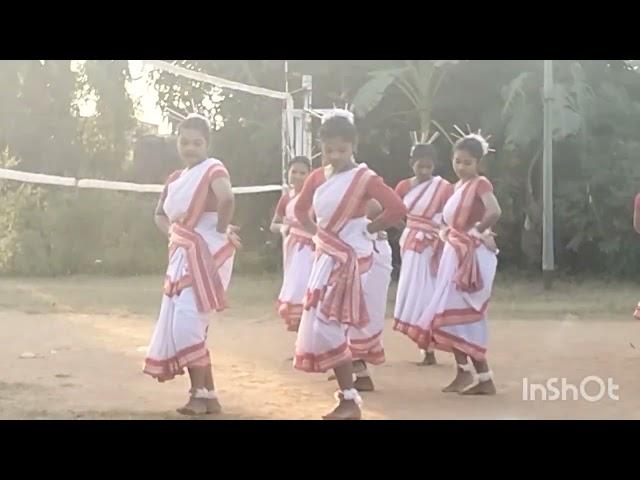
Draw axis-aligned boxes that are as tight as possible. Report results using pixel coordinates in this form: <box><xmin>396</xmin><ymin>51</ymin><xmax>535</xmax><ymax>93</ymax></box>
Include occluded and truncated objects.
<box><xmin>0</xmin><ymin>60</ymin><xmax>302</xmax><ymax>195</ymax></box>
<box><xmin>0</xmin><ymin>60</ymin><xmax>311</xmax><ymax>276</ymax></box>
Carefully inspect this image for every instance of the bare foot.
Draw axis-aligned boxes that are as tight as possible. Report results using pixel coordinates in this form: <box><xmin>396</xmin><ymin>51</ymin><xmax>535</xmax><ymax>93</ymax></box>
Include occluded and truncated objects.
<box><xmin>176</xmin><ymin>397</ymin><xmax>208</xmax><ymax>416</ymax></box>
<box><xmin>417</xmin><ymin>351</ymin><xmax>437</xmax><ymax>366</ymax></box>
<box><xmin>205</xmin><ymin>398</ymin><xmax>222</xmax><ymax>414</ymax></box>
<box><xmin>442</xmin><ymin>371</ymin><xmax>474</xmax><ymax>393</ymax></box>
<box><xmin>322</xmin><ymin>399</ymin><xmax>361</xmax><ymax>420</ymax></box>
<box><xmin>354</xmin><ymin>376</ymin><xmax>375</xmax><ymax>392</ymax></box>
<box><xmin>460</xmin><ymin>379</ymin><xmax>497</xmax><ymax>396</ymax></box>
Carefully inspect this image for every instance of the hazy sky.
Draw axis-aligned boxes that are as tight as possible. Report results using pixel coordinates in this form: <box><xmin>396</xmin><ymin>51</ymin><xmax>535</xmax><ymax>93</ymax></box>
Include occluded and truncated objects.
<box><xmin>127</xmin><ymin>61</ymin><xmax>172</xmax><ymax>134</ymax></box>
<box><xmin>73</xmin><ymin>60</ymin><xmax>172</xmax><ymax>135</ymax></box>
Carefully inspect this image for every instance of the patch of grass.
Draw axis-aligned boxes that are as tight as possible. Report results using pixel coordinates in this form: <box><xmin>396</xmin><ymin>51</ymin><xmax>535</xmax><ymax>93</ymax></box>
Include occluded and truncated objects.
<box><xmin>0</xmin><ymin>273</ymin><xmax>281</xmax><ymax>319</ymax></box>
<box><xmin>490</xmin><ymin>272</ymin><xmax>639</xmax><ymax>320</ymax></box>
<box><xmin>0</xmin><ymin>272</ymin><xmax>637</xmax><ymax>321</ymax></box>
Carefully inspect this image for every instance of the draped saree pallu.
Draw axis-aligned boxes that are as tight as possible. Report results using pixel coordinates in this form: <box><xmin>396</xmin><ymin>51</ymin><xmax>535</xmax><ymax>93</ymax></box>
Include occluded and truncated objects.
<box><xmin>276</xmin><ymin>191</ymin><xmax>315</xmax><ymax>332</ymax></box>
<box><xmin>348</xmin><ymin>233</ymin><xmax>393</xmax><ymax>363</ymax></box>
<box><xmin>143</xmin><ymin>158</ymin><xmax>236</xmax><ymax>382</ymax></box>
<box><xmin>294</xmin><ymin>165</ymin><xmax>387</xmax><ymax>373</ymax></box>
<box><xmin>393</xmin><ymin>176</ymin><xmax>451</xmax><ymax>336</ymax></box>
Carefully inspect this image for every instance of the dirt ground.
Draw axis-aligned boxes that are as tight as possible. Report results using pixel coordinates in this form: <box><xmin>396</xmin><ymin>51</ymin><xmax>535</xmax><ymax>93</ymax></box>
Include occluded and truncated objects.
<box><xmin>1</xmin><ymin>274</ymin><xmax>639</xmax><ymax>420</ymax></box>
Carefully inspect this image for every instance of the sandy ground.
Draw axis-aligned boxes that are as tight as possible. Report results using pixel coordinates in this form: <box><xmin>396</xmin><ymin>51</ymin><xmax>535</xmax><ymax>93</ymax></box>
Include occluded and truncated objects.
<box><xmin>1</xmin><ymin>275</ymin><xmax>639</xmax><ymax>420</ymax></box>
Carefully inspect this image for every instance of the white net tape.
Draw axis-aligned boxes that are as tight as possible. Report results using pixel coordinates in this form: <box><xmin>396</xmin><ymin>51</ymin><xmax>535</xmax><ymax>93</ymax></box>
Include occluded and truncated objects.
<box><xmin>0</xmin><ymin>62</ymin><xmax>295</xmax><ymax>195</ymax></box>
<box><xmin>146</xmin><ymin>60</ymin><xmax>296</xmax><ymax>185</ymax></box>
<box><xmin>0</xmin><ymin>168</ymin><xmax>282</xmax><ymax>194</ymax></box>
<box><xmin>144</xmin><ymin>60</ymin><xmax>290</xmax><ymax>101</ymax></box>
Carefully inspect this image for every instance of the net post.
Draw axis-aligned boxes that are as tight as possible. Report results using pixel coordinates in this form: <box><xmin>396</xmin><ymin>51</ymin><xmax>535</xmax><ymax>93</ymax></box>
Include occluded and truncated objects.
<box><xmin>281</xmin><ymin>104</ymin><xmax>287</xmax><ymax>187</ymax></box>
<box><xmin>301</xmin><ymin>75</ymin><xmax>313</xmax><ymax>160</ymax></box>
<box><xmin>281</xmin><ymin>94</ymin><xmax>295</xmax><ymax>188</ymax></box>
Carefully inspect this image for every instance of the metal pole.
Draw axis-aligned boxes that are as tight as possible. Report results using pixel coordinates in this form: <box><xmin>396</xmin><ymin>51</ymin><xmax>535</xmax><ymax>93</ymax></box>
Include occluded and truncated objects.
<box><xmin>281</xmin><ymin>61</ymin><xmax>291</xmax><ymax>187</ymax></box>
<box><xmin>542</xmin><ymin>60</ymin><xmax>555</xmax><ymax>289</ymax></box>
<box><xmin>281</xmin><ymin>61</ymin><xmax>290</xmax><ymax>272</ymax></box>
<box><xmin>302</xmin><ymin>75</ymin><xmax>313</xmax><ymax>160</ymax></box>
<box><xmin>284</xmin><ymin>60</ymin><xmax>289</xmax><ymax>94</ymax></box>
<box><xmin>281</xmin><ymin>107</ymin><xmax>287</xmax><ymax>186</ymax></box>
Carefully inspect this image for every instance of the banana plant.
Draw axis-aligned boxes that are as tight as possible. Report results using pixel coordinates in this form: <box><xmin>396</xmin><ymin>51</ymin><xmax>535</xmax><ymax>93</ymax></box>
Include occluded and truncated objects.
<box><xmin>351</xmin><ymin>60</ymin><xmax>460</xmax><ymax>144</ymax></box>
<box><xmin>500</xmin><ymin>61</ymin><xmax>631</xmax><ymax>260</ymax></box>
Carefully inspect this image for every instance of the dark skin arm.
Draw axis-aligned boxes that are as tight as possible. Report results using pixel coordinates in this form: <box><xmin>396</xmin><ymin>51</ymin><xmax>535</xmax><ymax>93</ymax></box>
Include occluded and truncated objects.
<box><xmin>211</xmin><ymin>176</ymin><xmax>242</xmax><ymax>248</ymax></box>
<box><xmin>475</xmin><ymin>191</ymin><xmax>502</xmax><ymax>233</ymax></box>
<box><xmin>271</xmin><ymin>193</ymin><xmax>289</xmax><ymax>234</ymax></box>
<box><xmin>365</xmin><ymin>176</ymin><xmax>407</xmax><ymax>234</ymax></box>
<box><xmin>366</xmin><ymin>199</ymin><xmax>389</xmax><ymax>240</ymax></box>
<box><xmin>298</xmin><ymin>212</ymin><xmax>317</xmax><ymax>236</ymax></box>
<box><xmin>392</xmin><ymin>180</ymin><xmax>411</xmax><ymax>230</ymax></box>
<box><xmin>294</xmin><ymin>171</ymin><xmax>319</xmax><ymax>236</ymax></box>
<box><xmin>210</xmin><ymin>176</ymin><xmax>234</xmax><ymax>234</ymax></box>
<box><xmin>154</xmin><ymin>195</ymin><xmax>171</xmax><ymax>237</ymax></box>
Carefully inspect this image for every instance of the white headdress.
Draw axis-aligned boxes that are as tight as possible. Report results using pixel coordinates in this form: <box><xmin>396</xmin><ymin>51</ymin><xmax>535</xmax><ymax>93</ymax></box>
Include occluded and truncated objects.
<box><xmin>321</xmin><ymin>103</ymin><xmax>355</xmax><ymax>125</ymax></box>
<box><xmin>185</xmin><ymin>112</ymin><xmax>211</xmax><ymax>130</ymax></box>
<box><xmin>410</xmin><ymin>130</ymin><xmax>441</xmax><ymax>156</ymax></box>
<box><xmin>451</xmin><ymin>124</ymin><xmax>495</xmax><ymax>155</ymax></box>
<box><xmin>303</xmin><ymin>103</ymin><xmax>356</xmax><ymax>126</ymax></box>
<box><xmin>321</xmin><ymin>109</ymin><xmax>354</xmax><ymax>125</ymax></box>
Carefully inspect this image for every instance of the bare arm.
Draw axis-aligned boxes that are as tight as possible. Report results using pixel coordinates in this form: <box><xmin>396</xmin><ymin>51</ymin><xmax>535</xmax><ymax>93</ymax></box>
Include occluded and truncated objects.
<box><xmin>476</xmin><ymin>191</ymin><xmax>502</xmax><ymax>232</ymax></box>
<box><xmin>210</xmin><ymin>176</ymin><xmax>234</xmax><ymax>234</ymax></box>
<box><xmin>294</xmin><ymin>171</ymin><xmax>319</xmax><ymax>236</ymax></box>
<box><xmin>365</xmin><ymin>176</ymin><xmax>407</xmax><ymax>234</ymax></box>
<box><xmin>154</xmin><ymin>194</ymin><xmax>171</xmax><ymax>237</ymax></box>
<box><xmin>634</xmin><ymin>197</ymin><xmax>640</xmax><ymax>234</ymax></box>
<box><xmin>270</xmin><ymin>193</ymin><xmax>289</xmax><ymax>234</ymax></box>
<box><xmin>366</xmin><ymin>199</ymin><xmax>390</xmax><ymax>240</ymax></box>
<box><xmin>366</xmin><ymin>199</ymin><xmax>383</xmax><ymax>220</ymax></box>
<box><xmin>393</xmin><ymin>181</ymin><xmax>408</xmax><ymax>230</ymax></box>
<box><xmin>298</xmin><ymin>212</ymin><xmax>317</xmax><ymax>236</ymax></box>
<box><xmin>395</xmin><ymin>219</ymin><xmax>407</xmax><ymax>231</ymax></box>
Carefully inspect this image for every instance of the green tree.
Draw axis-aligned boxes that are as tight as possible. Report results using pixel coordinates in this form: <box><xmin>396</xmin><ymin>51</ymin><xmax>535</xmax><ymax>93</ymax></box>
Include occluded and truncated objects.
<box><xmin>352</xmin><ymin>60</ymin><xmax>460</xmax><ymax>143</ymax></box>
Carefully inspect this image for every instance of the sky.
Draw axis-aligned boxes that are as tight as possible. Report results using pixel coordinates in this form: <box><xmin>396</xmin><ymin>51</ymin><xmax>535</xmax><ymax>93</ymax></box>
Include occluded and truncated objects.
<box><xmin>126</xmin><ymin>61</ymin><xmax>172</xmax><ymax>134</ymax></box>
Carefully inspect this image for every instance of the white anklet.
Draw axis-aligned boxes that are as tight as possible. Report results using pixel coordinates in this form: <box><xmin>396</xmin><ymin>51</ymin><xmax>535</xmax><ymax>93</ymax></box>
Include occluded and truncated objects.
<box><xmin>334</xmin><ymin>388</ymin><xmax>363</xmax><ymax>406</ymax></box>
<box><xmin>477</xmin><ymin>371</ymin><xmax>493</xmax><ymax>383</ymax></box>
<box><xmin>193</xmin><ymin>388</ymin><xmax>218</xmax><ymax>400</ymax></box>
